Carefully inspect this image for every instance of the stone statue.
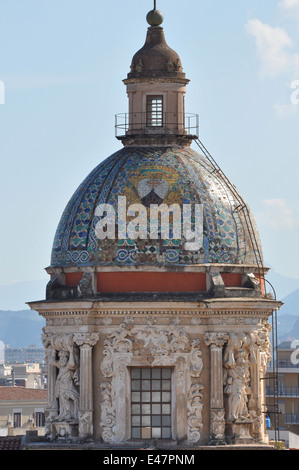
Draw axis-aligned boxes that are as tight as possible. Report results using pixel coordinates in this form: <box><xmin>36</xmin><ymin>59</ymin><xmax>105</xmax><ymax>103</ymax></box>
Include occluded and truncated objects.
<box><xmin>224</xmin><ymin>349</ymin><xmax>251</xmax><ymax>422</ymax></box>
<box><xmin>54</xmin><ymin>346</ymin><xmax>80</xmax><ymax>421</ymax></box>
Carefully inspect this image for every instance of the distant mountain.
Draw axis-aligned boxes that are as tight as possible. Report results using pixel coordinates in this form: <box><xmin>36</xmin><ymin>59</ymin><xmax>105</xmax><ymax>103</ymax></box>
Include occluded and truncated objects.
<box><xmin>276</xmin><ymin>288</ymin><xmax>299</xmax><ymax>342</ymax></box>
<box><xmin>265</xmin><ymin>265</ymin><xmax>299</xmax><ymax>300</ymax></box>
<box><xmin>0</xmin><ymin>309</ymin><xmax>45</xmax><ymax>347</ymax></box>
<box><xmin>278</xmin><ymin>289</ymin><xmax>299</xmax><ymax>316</ymax></box>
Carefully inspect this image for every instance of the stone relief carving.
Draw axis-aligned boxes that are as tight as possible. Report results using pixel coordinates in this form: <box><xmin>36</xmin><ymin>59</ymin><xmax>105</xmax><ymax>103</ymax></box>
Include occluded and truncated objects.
<box><xmin>54</xmin><ymin>348</ymin><xmax>80</xmax><ymax>421</ymax></box>
<box><xmin>224</xmin><ymin>350</ymin><xmax>251</xmax><ymax>422</ymax></box>
<box><xmin>55</xmin><ymin>336</ymin><xmax>79</xmax><ymax>422</ymax></box>
<box><xmin>190</xmin><ymin>339</ymin><xmax>203</xmax><ymax>377</ymax></box>
<box><xmin>41</xmin><ymin>333</ymin><xmax>80</xmax><ymax>423</ymax></box>
<box><xmin>131</xmin><ymin>59</ymin><xmax>144</xmax><ymax>73</ymax></box>
<box><xmin>166</xmin><ymin>58</ymin><xmax>182</xmax><ymax>72</ymax></box>
<box><xmin>99</xmin><ymin>319</ymin><xmax>204</xmax><ymax>444</ymax></box>
<box><xmin>223</xmin><ymin>332</ymin><xmax>256</xmax><ymax>423</ymax></box>
<box><xmin>41</xmin><ymin>331</ymin><xmax>99</xmax><ymax>440</ymax></box>
<box><xmin>100</xmin><ymin>382</ymin><xmax>116</xmax><ymax>444</ymax></box>
<box><xmin>73</xmin><ymin>332</ymin><xmax>99</xmax><ymax>348</ymax></box>
<box><xmin>254</xmin><ymin>321</ymin><xmax>272</xmax><ymax>373</ymax></box>
<box><xmin>210</xmin><ymin>410</ymin><xmax>226</xmax><ymax>441</ymax></box>
<box><xmin>221</xmin><ymin>325</ymin><xmax>272</xmax><ymax>442</ymax></box>
<box><xmin>187</xmin><ymin>383</ymin><xmax>204</xmax><ymax>444</ymax></box>
<box><xmin>77</xmin><ymin>272</ymin><xmax>94</xmax><ymax>298</ymax></box>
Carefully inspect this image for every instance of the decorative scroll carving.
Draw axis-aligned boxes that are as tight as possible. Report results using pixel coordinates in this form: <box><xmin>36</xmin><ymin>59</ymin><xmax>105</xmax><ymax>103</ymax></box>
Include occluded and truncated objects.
<box><xmin>101</xmin><ymin>340</ymin><xmax>115</xmax><ymax>378</ymax></box>
<box><xmin>99</xmin><ymin>320</ymin><xmax>204</xmax><ymax>445</ymax></box>
<box><xmin>190</xmin><ymin>339</ymin><xmax>203</xmax><ymax>377</ymax></box>
<box><xmin>187</xmin><ymin>383</ymin><xmax>204</xmax><ymax>444</ymax></box>
<box><xmin>204</xmin><ymin>331</ymin><xmax>229</xmax><ymax>349</ymax></box>
<box><xmin>100</xmin><ymin>382</ymin><xmax>116</xmax><ymax>444</ymax></box>
<box><xmin>73</xmin><ymin>332</ymin><xmax>99</xmax><ymax>348</ymax></box>
<box><xmin>253</xmin><ymin>321</ymin><xmax>272</xmax><ymax>372</ymax></box>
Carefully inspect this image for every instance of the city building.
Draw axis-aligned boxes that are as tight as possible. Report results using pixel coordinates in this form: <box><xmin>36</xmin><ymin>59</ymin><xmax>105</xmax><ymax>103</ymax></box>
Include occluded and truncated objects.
<box><xmin>4</xmin><ymin>345</ymin><xmax>44</xmax><ymax>364</ymax></box>
<box><xmin>27</xmin><ymin>6</ymin><xmax>281</xmax><ymax>448</ymax></box>
<box><xmin>0</xmin><ymin>387</ymin><xmax>46</xmax><ymax>437</ymax></box>
<box><xmin>0</xmin><ymin>362</ymin><xmax>46</xmax><ymax>389</ymax></box>
<box><xmin>266</xmin><ymin>341</ymin><xmax>299</xmax><ymax>448</ymax></box>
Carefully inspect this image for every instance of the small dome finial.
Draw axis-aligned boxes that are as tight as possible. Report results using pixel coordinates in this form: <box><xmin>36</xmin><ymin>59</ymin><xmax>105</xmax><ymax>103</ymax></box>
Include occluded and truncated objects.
<box><xmin>146</xmin><ymin>1</ymin><xmax>164</xmax><ymax>27</ymax></box>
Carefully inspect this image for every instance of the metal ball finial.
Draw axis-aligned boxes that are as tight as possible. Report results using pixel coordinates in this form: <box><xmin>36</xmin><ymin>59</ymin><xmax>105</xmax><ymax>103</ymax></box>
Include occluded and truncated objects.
<box><xmin>146</xmin><ymin>8</ymin><xmax>164</xmax><ymax>27</ymax></box>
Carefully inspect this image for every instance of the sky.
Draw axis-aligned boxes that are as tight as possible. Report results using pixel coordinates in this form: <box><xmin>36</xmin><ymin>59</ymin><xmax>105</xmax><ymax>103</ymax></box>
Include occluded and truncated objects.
<box><xmin>0</xmin><ymin>0</ymin><xmax>299</xmax><ymax>297</ymax></box>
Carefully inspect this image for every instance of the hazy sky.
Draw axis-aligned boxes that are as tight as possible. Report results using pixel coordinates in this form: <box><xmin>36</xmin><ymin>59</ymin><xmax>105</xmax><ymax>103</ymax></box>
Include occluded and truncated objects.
<box><xmin>0</xmin><ymin>0</ymin><xmax>299</xmax><ymax>289</ymax></box>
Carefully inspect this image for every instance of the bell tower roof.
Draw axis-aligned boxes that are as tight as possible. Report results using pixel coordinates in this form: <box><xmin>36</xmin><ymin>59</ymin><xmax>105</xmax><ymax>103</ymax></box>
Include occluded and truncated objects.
<box><xmin>126</xmin><ymin>6</ymin><xmax>188</xmax><ymax>83</ymax></box>
<box><xmin>116</xmin><ymin>5</ymin><xmax>198</xmax><ymax>147</ymax></box>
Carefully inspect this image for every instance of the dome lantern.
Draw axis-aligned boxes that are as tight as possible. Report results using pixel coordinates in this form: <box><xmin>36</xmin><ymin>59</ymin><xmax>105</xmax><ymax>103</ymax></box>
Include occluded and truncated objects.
<box><xmin>115</xmin><ymin>6</ymin><xmax>199</xmax><ymax>147</ymax></box>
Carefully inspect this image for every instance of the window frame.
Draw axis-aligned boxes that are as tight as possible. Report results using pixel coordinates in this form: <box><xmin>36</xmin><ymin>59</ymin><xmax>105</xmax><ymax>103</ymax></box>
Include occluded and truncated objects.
<box><xmin>130</xmin><ymin>367</ymin><xmax>172</xmax><ymax>440</ymax></box>
<box><xmin>146</xmin><ymin>95</ymin><xmax>164</xmax><ymax>128</ymax></box>
<box><xmin>13</xmin><ymin>412</ymin><xmax>21</xmax><ymax>428</ymax></box>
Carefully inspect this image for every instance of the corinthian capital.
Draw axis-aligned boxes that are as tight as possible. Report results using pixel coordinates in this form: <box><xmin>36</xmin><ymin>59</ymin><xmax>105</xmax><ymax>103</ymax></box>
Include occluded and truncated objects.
<box><xmin>204</xmin><ymin>332</ymin><xmax>229</xmax><ymax>349</ymax></box>
<box><xmin>73</xmin><ymin>332</ymin><xmax>99</xmax><ymax>348</ymax></box>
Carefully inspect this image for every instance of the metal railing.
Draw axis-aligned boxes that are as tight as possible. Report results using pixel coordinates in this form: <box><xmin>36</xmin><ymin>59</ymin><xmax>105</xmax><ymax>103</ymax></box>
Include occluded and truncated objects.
<box><xmin>268</xmin><ymin>360</ymin><xmax>299</xmax><ymax>369</ymax></box>
<box><xmin>266</xmin><ymin>386</ymin><xmax>299</xmax><ymax>397</ymax></box>
<box><xmin>115</xmin><ymin>112</ymin><xmax>199</xmax><ymax>138</ymax></box>
<box><xmin>285</xmin><ymin>414</ymin><xmax>299</xmax><ymax>424</ymax></box>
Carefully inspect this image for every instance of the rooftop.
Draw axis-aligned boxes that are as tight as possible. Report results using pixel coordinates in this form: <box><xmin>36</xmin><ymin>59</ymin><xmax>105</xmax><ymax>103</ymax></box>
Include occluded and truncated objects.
<box><xmin>0</xmin><ymin>386</ymin><xmax>47</xmax><ymax>401</ymax></box>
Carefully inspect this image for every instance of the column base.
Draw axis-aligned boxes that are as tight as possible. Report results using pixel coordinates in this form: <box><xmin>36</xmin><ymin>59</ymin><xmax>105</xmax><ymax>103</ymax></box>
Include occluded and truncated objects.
<box><xmin>51</xmin><ymin>420</ymin><xmax>79</xmax><ymax>441</ymax></box>
<box><xmin>78</xmin><ymin>410</ymin><xmax>93</xmax><ymax>440</ymax></box>
<box><xmin>210</xmin><ymin>409</ymin><xmax>226</xmax><ymax>443</ymax></box>
<box><xmin>225</xmin><ymin>420</ymin><xmax>255</xmax><ymax>445</ymax></box>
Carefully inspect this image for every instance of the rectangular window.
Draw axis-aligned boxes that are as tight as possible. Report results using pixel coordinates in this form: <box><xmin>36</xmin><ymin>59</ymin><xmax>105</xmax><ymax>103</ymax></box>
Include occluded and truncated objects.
<box><xmin>34</xmin><ymin>412</ymin><xmax>45</xmax><ymax>427</ymax></box>
<box><xmin>131</xmin><ymin>368</ymin><xmax>172</xmax><ymax>439</ymax></box>
<box><xmin>146</xmin><ymin>96</ymin><xmax>163</xmax><ymax>127</ymax></box>
<box><xmin>13</xmin><ymin>412</ymin><xmax>21</xmax><ymax>428</ymax></box>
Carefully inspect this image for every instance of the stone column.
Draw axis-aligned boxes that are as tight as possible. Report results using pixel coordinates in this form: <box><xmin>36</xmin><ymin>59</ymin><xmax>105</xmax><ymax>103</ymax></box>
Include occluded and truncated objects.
<box><xmin>204</xmin><ymin>332</ymin><xmax>229</xmax><ymax>444</ymax></box>
<box><xmin>74</xmin><ymin>332</ymin><xmax>99</xmax><ymax>439</ymax></box>
<box><xmin>251</xmin><ymin>326</ymin><xmax>272</xmax><ymax>443</ymax></box>
<box><xmin>41</xmin><ymin>333</ymin><xmax>58</xmax><ymax>439</ymax></box>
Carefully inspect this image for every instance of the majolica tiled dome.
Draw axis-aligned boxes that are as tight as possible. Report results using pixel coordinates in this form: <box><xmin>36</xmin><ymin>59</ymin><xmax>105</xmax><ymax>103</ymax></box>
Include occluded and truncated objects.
<box><xmin>50</xmin><ymin>146</ymin><xmax>263</xmax><ymax>268</ymax></box>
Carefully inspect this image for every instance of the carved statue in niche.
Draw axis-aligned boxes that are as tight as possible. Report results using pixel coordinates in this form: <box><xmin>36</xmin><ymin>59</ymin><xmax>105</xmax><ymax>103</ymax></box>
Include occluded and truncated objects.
<box><xmin>224</xmin><ymin>349</ymin><xmax>251</xmax><ymax>422</ymax></box>
<box><xmin>51</xmin><ymin>335</ymin><xmax>80</xmax><ymax>421</ymax></box>
<box><xmin>223</xmin><ymin>333</ymin><xmax>254</xmax><ymax>422</ymax></box>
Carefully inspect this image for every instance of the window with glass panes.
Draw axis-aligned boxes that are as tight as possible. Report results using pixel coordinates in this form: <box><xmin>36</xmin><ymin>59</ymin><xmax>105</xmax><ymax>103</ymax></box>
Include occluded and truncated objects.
<box><xmin>13</xmin><ymin>412</ymin><xmax>21</xmax><ymax>428</ymax></box>
<box><xmin>146</xmin><ymin>95</ymin><xmax>163</xmax><ymax>127</ymax></box>
<box><xmin>131</xmin><ymin>368</ymin><xmax>172</xmax><ymax>439</ymax></box>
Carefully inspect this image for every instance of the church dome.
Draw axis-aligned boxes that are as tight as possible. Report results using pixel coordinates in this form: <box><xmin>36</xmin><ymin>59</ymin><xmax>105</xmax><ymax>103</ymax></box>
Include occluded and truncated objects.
<box><xmin>50</xmin><ymin>145</ymin><xmax>262</xmax><ymax>270</ymax></box>
<box><xmin>46</xmin><ymin>8</ymin><xmax>265</xmax><ymax>299</ymax></box>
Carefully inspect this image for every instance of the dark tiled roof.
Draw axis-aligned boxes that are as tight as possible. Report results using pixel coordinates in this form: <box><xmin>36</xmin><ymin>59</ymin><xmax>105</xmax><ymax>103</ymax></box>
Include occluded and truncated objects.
<box><xmin>0</xmin><ymin>436</ymin><xmax>22</xmax><ymax>450</ymax></box>
<box><xmin>0</xmin><ymin>386</ymin><xmax>47</xmax><ymax>400</ymax></box>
